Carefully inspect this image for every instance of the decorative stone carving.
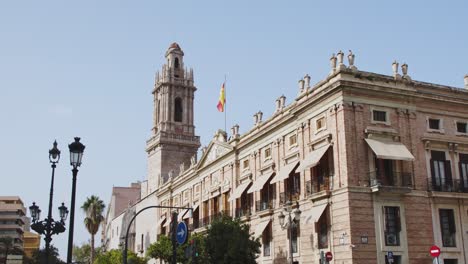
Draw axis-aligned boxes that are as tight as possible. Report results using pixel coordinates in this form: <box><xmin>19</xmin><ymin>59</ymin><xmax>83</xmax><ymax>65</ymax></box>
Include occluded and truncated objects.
<box><xmin>347</xmin><ymin>50</ymin><xmax>357</xmax><ymax>71</ymax></box>
<box><xmin>190</xmin><ymin>155</ymin><xmax>197</xmax><ymax>167</ymax></box>
<box><xmin>257</xmin><ymin>111</ymin><xmax>263</xmax><ymax>123</ymax></box>
<box><xmin>392</xmin><ymin>61</ymin><xmax>401</xmax><ymax>80</ymax></box>
<box><xmin>304</xmin><ymin>74</ymin><xmax>311</xmax><ymax>89</ymax></box>
<box><xmin>464</xmin><ymin>74</ymin><xmax>468</xmax><ymax>89</ymax></box>
<box><xmin>179</xmin><ymin>163</ymin><xmax>185</xmax><ymax>175</ymax></box>
<box><xmin>337</xmin><ymin>50</ymin><xmax>346</xmax><ymax>70</ymax></box>
<box><xmin>279</xmin><ymin>95</ymin><xmax>286</xmax><ymax>108</ymax></box>
<box><xmin>298</xmin><ymin>79</ymin><xmax>305</xmax><ymax>94</ymax></box>
<box><xmin>253</xmin><ymin>113</ymin><xmax>258</xmax><ymax>125</ymax></box>
<box><xmin>401</xmin><ymin>63</ymin><xmax>411</xmax><ymax>81</ymax></box>
<box><xmin>329</xmin><ymin>53</ymin><xmax>337</xmax><ymax>75</ymax></box>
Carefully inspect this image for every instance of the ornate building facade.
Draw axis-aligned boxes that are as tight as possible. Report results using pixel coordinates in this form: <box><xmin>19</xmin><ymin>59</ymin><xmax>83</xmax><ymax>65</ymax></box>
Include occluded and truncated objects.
<box><xmin>103</xmin><ymin>44</ymin><xmax>468</xmax><ymax>264</ymax></box>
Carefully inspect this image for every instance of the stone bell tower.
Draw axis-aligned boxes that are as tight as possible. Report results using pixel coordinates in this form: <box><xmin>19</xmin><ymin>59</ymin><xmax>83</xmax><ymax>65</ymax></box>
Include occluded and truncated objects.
<box><xmin>146</xmin><ymin>43</ymin><xmax>200</xmax><ymax>193</ymax></box>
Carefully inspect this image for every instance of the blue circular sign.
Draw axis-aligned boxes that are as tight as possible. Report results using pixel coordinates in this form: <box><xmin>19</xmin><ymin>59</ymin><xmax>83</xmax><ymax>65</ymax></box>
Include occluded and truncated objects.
<box><xmin>176</xmin><ymin>222</ymin><xmax>188</xmax><ymax>245</ymax></box>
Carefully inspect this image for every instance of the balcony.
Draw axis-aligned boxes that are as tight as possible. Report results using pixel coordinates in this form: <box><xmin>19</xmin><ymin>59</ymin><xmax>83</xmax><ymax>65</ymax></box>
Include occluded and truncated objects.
<box><xmin>368</xmin><ymin>171</ymin><xmax>413</xmax><ymax>194</ymax></box>
<box><xmin>235</xmin><ymin>208</ymin><xmax>251</xmax><ymax>218</ymax></box>
<box><xmin>305</xmin><ymin>178</ymin><xmax>331</xmax><ymax>200</ymax></box>
<box><xmin>279</xmin><ymin>192</ymin><xmax>300</xmax><ymax>205</ymax></box>
<box><xmin>429</xmin><ymin>178</ymin><xmax>468</xmax><ymax>193</ymax></box>
<box><xmin>255</xmin><ymin>200</ymin><xmax>275</xmax><ymax>217</ymax></box>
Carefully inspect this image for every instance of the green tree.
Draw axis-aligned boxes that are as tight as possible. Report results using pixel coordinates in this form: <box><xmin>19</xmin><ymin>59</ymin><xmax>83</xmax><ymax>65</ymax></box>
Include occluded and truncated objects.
<box><xmin>94</xmin><ymin>249</ymin><xmax>146</xmax><ymax>264</ymax></box>
<box><xmin>24</xmin><ymin>245</ymin><xmax>65</xmax><ymax>264</ymax></box>
<box><xmin>146</xmin><ymin>235</ymin><xmax>188</xmax><ymax>263</ymax></box>
<box><xmin>0</xmin><ymin>237</ymin><xmax>23</xmax><ymax>264</ymax></box>
<box><xmin>205</xmin><ymin>215</ymin><xmax>260</xmax><ymax>264</ymax></box>
<box><xmin>81</xmin><ymin>195</ymin><xmax>106</xmax><ymax>263</ymax></box>
<box><xmin>72</xmin><ymin>243</ymin><xmax>102</xmax><ymax>264</ymax></box>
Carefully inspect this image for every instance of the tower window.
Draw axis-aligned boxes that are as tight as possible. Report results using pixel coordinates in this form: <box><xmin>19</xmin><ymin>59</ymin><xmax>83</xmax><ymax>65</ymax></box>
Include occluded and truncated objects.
<box><xmin>174</xmin><ymin>57</ymin><xmax>180</xmax><ymax>69</ymax></box>
<box><xmin>174</xmin><ymin>97</ymin><xmax>183</xmax><ymax>122</ymax></box>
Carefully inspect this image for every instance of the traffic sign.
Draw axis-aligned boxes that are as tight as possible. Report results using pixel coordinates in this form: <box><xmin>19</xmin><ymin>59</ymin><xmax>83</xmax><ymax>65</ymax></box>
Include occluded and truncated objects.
<box><xmin>176</xmin><ymin>222</ymin><xmax>188</xmax><ymax>245</ymax></box>
<box><xmin>430</xmin><ymin>245</ymin><xmax>441</xmax><ymax>257</ymax></box>
<box><xmin>325</xmin><ymin>251</ymin><xmax>333</xmax><ymax>262</ymax></box>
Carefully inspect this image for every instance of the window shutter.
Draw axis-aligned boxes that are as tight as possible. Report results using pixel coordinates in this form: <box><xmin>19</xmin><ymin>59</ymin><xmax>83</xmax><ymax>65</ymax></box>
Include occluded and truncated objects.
<box><xmin>445</xmin><ymin>160</ymin><xmax>452</xmax><ymax>181</ymax></box>
<box><xmin>430</xmin><ymin>159</ymin><xmax>436</xmax><ymax>187</ymax></box>
<box><xmin>383</xmin><ymin>207</ymin><xmax>388</xmax><ymax>232</ymax></box>
<box><xmin>396</xmin><ymin>207</ymin><xmax>401</xmax><ymax>232</ymax></box>
<box><xmin>448</xmin><ymin>210</ymin><xmax>456</xmax><ymax>234</ymax></box>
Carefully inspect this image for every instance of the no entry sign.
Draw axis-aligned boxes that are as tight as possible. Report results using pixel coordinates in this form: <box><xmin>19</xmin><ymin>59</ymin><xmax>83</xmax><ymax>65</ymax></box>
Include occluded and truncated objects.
<box><xmin>325</xmin><ymin>251</ymin><xmax>333</xmax><ymax>261</ymax></box>
<box><xmin>430</xmin><ymin>245</ymin><xmax>441</xmax><ymax>257</ymax></box>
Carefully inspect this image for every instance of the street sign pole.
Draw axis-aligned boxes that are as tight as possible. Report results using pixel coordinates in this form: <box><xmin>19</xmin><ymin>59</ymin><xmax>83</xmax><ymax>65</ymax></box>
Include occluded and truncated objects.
<box><xmin>171</xmin><ymin>211</ymin><xmax>178</xmax><ymax>264</ymax></box>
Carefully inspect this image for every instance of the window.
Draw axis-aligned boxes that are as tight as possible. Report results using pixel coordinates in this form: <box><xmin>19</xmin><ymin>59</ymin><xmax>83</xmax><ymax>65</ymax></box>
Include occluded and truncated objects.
<box><xmin>264</xmin><ymin>148</ymin><xmax>271</xmax><ymax>159</ymax></box>
<box><xmin>285</xmin><ymin>172</ymin><xmax>300</xmax><ymax>201</ymax></box>
<box><xmin>384</xmin><ymin>206</ymin><xmax>401</xmax><ymax>246</ymax></box>
<box><xmin>317</xmin><ymin>213</ymin><xmax>328</xmax><ymax>249</ymax></box>
<box><xmin>373</xmin><ymin>110</ymin><xmax>387</xmax><ymax>122</ymax></box>
<box><xmin>289</xmin><ymin>134</ymin><xmax>297</xmax><ymax>146</ymax></box>
<box><xmin>174</xmin><ymin>97</ymin><xmax>183</xmax><ymax>122</ymax></box>
<box><xmin>174</xmin><ymin>57</ymin><xmax>180</xmax><ymax>68</ymax></box>
<box><xmin>243</xmin><ymin>159</ymin><xmax>250</xmax><ymax>170</ymax></box>
<box><xmin>316</xmin><ymin>117</ymin><xmax>325</xmax><ymax>130</ymax></box>
<box><xmin>429</xmin><ymin>118</ymin><xmax>441</xmax><ymax>130</ymax></box>
<box><xmin>385</xmin><ymin>255</ymin><xmax>402</xmax><ymax>264</ymax></box>
<box><xmin>457</xmin><ymin>122</ymin><xmax>467</xmax><ymax>133</ymax></box>
<box><xmin>263</xmin><ymin>223</ymin><xmax>272</xmax><ymax>257</ymax></box>
<box><xmin>459</xmin><ymin>154</ymin><xmax>468</xmax><ymax>191</ymax></box>
<box><xmin>375</xmin><ymin>157</ymin><xmax>395</xmax><ymax>186</ymax></box>
<box><xmin>439</xmin><ymin>209</ymin><xmax>456</xmax><ymax>247</ymax></box>
<box><xmin>444</xmin><ymin>259</ymin><xmax>458</xmax><ymax>264</ymax></box>
<box><xmin>430</xmin><ymin>151</ymin><xmax>452</xmax><ymax>191</ymax></box>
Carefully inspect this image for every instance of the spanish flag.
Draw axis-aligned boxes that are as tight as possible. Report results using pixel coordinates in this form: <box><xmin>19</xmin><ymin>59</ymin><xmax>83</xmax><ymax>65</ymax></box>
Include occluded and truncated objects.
<box><xmin>217</xmin><ymin>82</ymin><xmax>226</xmax><ymax>112</ymax></box>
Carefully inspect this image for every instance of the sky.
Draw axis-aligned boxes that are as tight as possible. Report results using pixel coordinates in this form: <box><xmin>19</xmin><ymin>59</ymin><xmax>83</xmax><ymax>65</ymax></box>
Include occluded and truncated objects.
<box><xmin>0</xmin><ymin>0</ymin><xmax>467</xmax><ymax>259</ymax></box>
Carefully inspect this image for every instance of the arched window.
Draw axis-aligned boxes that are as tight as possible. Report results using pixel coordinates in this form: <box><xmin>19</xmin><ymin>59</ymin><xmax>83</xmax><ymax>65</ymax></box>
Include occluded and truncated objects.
<box><xmin>174</xmin><ymin>97</ymin><xmax>183</xmax><ymax>122</ymax></box>
<box><xmin>174</xmin><ymin>57</ymin><xmax>180</xmax><ymax>69</ymax></box>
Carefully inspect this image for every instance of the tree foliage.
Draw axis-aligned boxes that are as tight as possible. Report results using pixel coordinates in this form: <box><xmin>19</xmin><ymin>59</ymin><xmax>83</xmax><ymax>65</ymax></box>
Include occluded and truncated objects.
<box><xmin>146</xmin><ymin>235</ymin><xmax>187</xmax><ymax>263</ymax></box>
<box><xmin>72</xmin><ymin>243</ymin><xmax>102</xmax><ymax>264</ymax></box>
<box><xmin>81</xmin><ymin>195</ymin><xmax>106</xmax><ymax>263</ymax></box>
<box><xmin>23</xmin><ymin>245</ymin><xmax>65</xmax><ymax>264</ymax></box>
<box><xmin>94</xmin><ymin>249</ymin><xmax>146</xmax><ymax>264</ymax></box>
<box><xmin>205</xmin><ymin>215</ymin><xmax>260</xmax><ymax>264</ymax></box>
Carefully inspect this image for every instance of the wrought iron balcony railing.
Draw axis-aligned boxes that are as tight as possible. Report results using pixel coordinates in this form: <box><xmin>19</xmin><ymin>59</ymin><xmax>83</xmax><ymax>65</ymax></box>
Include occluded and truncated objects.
<box><xmin>368</xmin><ymin>171</ymin><xmax>413</xmax><ymax>188</ymax></box>
<box><xmin>429</xmin><ymin>178</ymin><xmax>468</xmax><ymax>193</ymax></box>
<box><xmin>255</xmin><ymin>200</ymin><xmax>275</xmax><ymax>212</ymax></box>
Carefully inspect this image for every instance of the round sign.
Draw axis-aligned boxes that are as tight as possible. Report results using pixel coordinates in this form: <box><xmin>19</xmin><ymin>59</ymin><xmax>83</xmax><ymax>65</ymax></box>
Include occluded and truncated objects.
<box><xmin>430</xmin><ymin>245</ymin><xmax>441</xmax><ymax>257</ymax></box>
<box><xmin>325</xmin><ymin>251</ymin><xmax>333</xmax><ymax>261</ymax></box>
<box><xmin>176</xmin><ymin>222</ymin><xmax>188</xmax><ymax>245</ymax></box>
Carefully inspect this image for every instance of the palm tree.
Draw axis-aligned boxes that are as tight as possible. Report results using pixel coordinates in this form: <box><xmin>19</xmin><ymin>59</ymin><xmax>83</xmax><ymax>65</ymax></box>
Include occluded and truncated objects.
<box><xmin>81</xmin><ymin>195</ymin><xmax>105</xmax><ymax>263</ymax></box>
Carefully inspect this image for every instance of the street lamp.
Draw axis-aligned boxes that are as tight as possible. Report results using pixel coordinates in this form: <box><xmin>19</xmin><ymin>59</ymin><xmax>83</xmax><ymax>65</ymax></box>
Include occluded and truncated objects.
<box><xmin>29</xmin><ymin>141</ymin><xmax>69</xmax><ymax>263</ymax></box>
<box><xmin>278</xmin><ymin>200</ymin><xmax>301</xmax><ymax>264</ymax></box>
<box><xmin>66</xmin><ymin>137</ymin><xmax>85</xmax><ymax>264</ymax></box>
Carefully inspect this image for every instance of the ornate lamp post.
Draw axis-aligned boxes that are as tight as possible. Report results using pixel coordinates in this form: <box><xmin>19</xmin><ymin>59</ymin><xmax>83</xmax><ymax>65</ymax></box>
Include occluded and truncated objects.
<box><xmin>29</xmin><ymin>141</ymin><xmax>69</xmax><ymax>263</ymax></box>
<box><xmin>66</xmin><ymin>137</ymin><xmax>85</xmax><ymax>264</ymax></box>
<box><xmin>278</xmin><ymin>201</ymin><xmax>301</xmax><ymax>264</ymax></box>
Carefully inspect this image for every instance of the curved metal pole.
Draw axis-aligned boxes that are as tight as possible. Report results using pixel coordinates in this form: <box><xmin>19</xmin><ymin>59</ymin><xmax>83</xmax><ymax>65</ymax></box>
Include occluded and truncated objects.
<box><xmin>122</xmin><ymin>205</ymin><xmax>192</xmax><ymax>264</ymax></box>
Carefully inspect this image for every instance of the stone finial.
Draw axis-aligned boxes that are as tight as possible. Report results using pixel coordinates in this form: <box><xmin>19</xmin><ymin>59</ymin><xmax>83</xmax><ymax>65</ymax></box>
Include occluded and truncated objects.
<box><xmin>155</xmin><ymin>71</ymin><xmax>160</xmax><ymax>84</ymax></box>
<box><xmin>347</xmin><ymin>50</ymin><xmax>357</xmax><ymax>71</ymax></box>
<box><xmin>190</xmin><ymin>155</ymin><xmax>197</xmax><ymax>167</ymax></box>
<box><xmin>464</xmin><ymin>74</ymin><xmax>468</xmax><ymax>89</ymax></box>
<box><xmin>401</xmin><ymin>63</ymin><xmax>411</xmax><ymax>81</ymax></box>
<box><xmin>257</xmin><ymin>111</ymin><xmax>263</xmax><ymax>123</ymax></box>
<box><xmin>329</xmin><ymin>53</ymin><xmax>337</xmax><ymax>75</ymax></box>
<box><xmin>253</xmin><ymin>113</ymin><xmax>259</xmax><ymax>124</ymax></box>
<box><xmin>392</xmin><ymin>61</ymin><xmax>401</xmax><ymax>80</ymax></box>
<box><xmin>298</xmin><ymin>79</ymin><xmax>305</xmax><ymax>94</ymax></box>
<box><xmin>280</xmin><ymin>95</ymin><xmax>286</xmax><ymax>108</ymax></box>
<box><xmin>337</xmin><ymin>50</ymin><xmax>346</xmax><ymax>70</ymax></box>
<box><xmin>275</xmin><ymin>98</ymin><xmax>281</xmax><ymax>112</ymax></box>
<box><xmin>304</xmin><ymin>74</ymin><xmax>311</xmax><ymax>89</ymax></box>
<box><xmin>233</xmin><ymin>124</ymin><xmax>239</xmax><ymax>135</ymax></box>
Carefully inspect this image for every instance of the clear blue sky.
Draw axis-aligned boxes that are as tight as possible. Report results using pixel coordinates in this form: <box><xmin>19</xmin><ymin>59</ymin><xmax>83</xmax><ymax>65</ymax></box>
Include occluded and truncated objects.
<box><xmin>0</xmin><ymin>0</ymin><xmax>467</xmax><ymax>258</ymax></box>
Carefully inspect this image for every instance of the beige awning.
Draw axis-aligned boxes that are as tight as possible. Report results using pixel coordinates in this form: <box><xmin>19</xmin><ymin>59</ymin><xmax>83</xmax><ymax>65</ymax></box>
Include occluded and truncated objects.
<box><xmin>253</xmin><ymin>219</ymin><xmax>271</xmax><ymax>237</ymax></box>
<box><xmin>270</xmin><ymin>161</ymin><xmax>300</xmax><ymax>184</ymax></box>
<box><xmin>157</xmin><ymin>216</ymin><xmax>166</xmax><ymax>227</ymax></box>
<box><xmin>365</xmin><ymin>138</ymin><xmax>415</xmax><ymax>161</ymax></box>
<box><xmin>192</xmin><ymin>204</ymin><xmax>199</xmax><ymax>212</ymax></box>
<box><xmin>163</xmin><ymin>217</ymin><xmax>171</xmax><ymax>227</ymax></box>
<box><xmin>302</xmin><ymin>203</ymin><xmax>328</xmax><ymax>224</ymax></box>
<box><xmin>247</xmin><ymin>172</ymin><xmax>275</xmax><ymax>194</ymax></box>
<box><xmin>178</xmin><ymin>209</ymin><xmax>189</xmax><ymax>221</ymax></box>
<box><xmin>297</xmin><ymin>145</ymin><xmax>330</xmax><ymax>172</ymax></box>
<box><xmin>228</xmin><ymin>181</ymin><xmax>252</xmax><ymax>201</ymax></box>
